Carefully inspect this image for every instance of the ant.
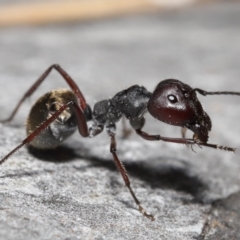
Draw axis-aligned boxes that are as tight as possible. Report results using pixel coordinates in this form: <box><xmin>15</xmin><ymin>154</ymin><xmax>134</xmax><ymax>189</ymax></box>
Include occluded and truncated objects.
<box><xmin>0</xmin><ymin>64</ymin><xmax>239</xmax><ymax>221</ymax></box>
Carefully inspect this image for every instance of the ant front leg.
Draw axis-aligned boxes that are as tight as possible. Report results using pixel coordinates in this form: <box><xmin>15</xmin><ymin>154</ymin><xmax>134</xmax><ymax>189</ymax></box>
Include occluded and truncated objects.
<box><xmin>0</xmin><ymin>64</ymin><xmax>89</xmax><ymax>123</ymax></box>
<box><xmin>106</xmin><ymin>124</ymin><xmax>154</xmax><ymax>221</ymax></box>
<box><xmin>135</xmin><ymin>128</ymin><xmax>236</xmax><ymax>152</ymax></box>
<box><xmin>145</xmin><ymin>79</ymin><xmax>238</xmax><ymax>152</ymax></box>
<box><xmin>131</xmin><ymin>117</ymin><xmax>235</xmax><ymax>152</ymax></box>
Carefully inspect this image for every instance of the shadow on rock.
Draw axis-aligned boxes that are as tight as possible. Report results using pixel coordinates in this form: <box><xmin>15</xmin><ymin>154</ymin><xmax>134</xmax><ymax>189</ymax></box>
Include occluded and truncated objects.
<box><xmin>27</xmin><ymin>145</ymin><xmax>82</xmax><ymax>163</ymax></box>
<box><xmin>28</xmin><ymin>145</ymin><xmax>208</xmax><ymax>203</ymax></box>
<box><xmin>121</xmin><ymin>157</ymin><xmax>208</xmax><ymax>203</ymax></box>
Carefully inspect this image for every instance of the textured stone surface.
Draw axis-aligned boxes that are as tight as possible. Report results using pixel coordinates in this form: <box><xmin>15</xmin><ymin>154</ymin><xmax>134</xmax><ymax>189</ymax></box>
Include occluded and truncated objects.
<box><xmin>0</xmin><ymin>2</ymin><xmax>240</xmax><ymax>240</ymax></box>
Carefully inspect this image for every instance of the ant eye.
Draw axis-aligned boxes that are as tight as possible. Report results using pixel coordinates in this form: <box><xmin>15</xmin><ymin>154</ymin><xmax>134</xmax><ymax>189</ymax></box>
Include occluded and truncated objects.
<box><xmin>167</xmin><ymin>94</ymin><xmax>178</xmax><ymax>103</ymax></box>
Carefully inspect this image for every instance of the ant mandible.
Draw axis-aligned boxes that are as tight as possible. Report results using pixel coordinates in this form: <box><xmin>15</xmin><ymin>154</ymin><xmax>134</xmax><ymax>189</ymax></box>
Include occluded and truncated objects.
<box><xmin>0</xmin><ymin>64</ymin><xmax>240</xmax><ymax>221</ymax></box>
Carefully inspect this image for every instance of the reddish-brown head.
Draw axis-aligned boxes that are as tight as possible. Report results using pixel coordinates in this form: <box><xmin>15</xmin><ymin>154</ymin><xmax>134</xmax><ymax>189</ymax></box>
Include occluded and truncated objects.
<box><xmin>147</xmin><ymin>79</ymin><xmax>212</xmax><ymax>142</ymax></box>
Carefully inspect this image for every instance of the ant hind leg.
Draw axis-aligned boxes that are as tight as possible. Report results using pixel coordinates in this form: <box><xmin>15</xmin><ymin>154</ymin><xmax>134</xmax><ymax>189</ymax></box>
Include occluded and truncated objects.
<box><xmin>0</xmin><ymin>64</ymin><xmax>88</xmax><ymax>123</ymax></box>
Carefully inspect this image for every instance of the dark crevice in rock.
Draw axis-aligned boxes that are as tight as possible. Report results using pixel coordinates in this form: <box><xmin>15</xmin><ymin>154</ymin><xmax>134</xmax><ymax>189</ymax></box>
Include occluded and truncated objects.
<box><xmin>198</xmin><ymin>191</ymin><xmax>240</xmax><ymax>240</ymax></box>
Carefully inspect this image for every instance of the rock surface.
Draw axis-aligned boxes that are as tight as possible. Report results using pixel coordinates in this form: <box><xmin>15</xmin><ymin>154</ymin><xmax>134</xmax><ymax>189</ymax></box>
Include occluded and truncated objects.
<box><xmin>0</xmin><ymin>2</ymin><xmax>240</xmax><ymax>240</ymax></box>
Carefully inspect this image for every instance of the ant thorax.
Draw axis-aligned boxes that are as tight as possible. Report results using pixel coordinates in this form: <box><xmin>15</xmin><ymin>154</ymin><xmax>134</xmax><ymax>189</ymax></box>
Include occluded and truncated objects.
<box><xmin>92</xmin><ymin>85</ymin><xmax>152</xmax><ymax>128</ymax></box>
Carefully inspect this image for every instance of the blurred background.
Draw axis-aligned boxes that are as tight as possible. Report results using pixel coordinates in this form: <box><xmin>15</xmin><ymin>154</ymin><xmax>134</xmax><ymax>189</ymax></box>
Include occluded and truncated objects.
<box><xmin>0</xmin><ymin>0</ymin><xmax>215</xmax><ymax>27</ymax></box>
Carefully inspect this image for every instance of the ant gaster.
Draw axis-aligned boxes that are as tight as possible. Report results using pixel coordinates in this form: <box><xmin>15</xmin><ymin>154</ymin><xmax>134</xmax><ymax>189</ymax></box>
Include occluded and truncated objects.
<box><xmin>0</xmin><ymin>64</ymin><xmax>240</xmax><ymax>221</ymax></box>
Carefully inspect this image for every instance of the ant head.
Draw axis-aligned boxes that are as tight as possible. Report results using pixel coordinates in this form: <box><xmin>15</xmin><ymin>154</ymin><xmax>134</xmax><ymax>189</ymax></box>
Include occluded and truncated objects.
<box><xmin>147</xmin><ymin>79</ymin><xmax>212</xmax><ymax>142</ymax></box>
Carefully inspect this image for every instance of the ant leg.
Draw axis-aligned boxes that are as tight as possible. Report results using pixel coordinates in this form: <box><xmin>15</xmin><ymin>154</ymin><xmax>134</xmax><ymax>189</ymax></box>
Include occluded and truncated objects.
<box><xmin>0</xmin><ymin>64</ymin><xmax>88</xmax><ymax>123</ymax></box>
<box><xmin>0</xmin><ymin>100</ymin><xmax>89</xmax><ymax>165</ymax></box>
<box><xmin>136</xmin><ymin>129</ymin><xmax>236</xmax><ymax>152</ymax></box>
<box><xmin>121</xmin><ymin>116</ymin><xmax>132</xmax><ymax>139</ymax></box>
<box><xmin>107</xmin><ymin>126</ymin><xmax>154</xmax><ymax>221</ymax></box>
<box><xmin>181</xmin><ymin>127</ymin><xmax>187</xmax><ymax>138</ymax></box>
<box><xmin>89</xmin><ymin>123</ymin><xmax>104</xmax><ymax>138</ymax></box>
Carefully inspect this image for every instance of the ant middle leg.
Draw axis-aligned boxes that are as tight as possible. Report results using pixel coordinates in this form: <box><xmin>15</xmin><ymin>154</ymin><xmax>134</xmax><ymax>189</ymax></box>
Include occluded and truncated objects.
<box><xmin>107</xmin><ymin>125</ymin><xmax>154</xmax><ymax>220</ymax></box>
<box><xmin>181</xmin><ymin>127</ymin><xmax>187</xmax><ymax>138</ymax></box>
<box><xmin>121</xmin><ymin>116</ymin><xmax>132</xmax><ymax>139</ymax></box>
<box><xmin>0</xmin><ymin>64</ymin><xmax>89</xmax><ymax>123</ymax></box>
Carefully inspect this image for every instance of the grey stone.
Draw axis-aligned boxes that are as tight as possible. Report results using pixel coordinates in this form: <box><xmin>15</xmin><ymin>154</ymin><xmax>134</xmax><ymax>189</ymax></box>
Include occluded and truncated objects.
<box><xmin>0</xmin><ymin>2</ymin><xmax>240</xmax><ymax>240</ymax></box>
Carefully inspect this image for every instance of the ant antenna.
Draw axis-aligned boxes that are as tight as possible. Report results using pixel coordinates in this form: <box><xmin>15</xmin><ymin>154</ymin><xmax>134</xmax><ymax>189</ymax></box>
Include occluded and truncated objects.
<box><xmin>192</xmin><ymin>88</ymin><xmax>240</xmax><ymax>96</ymax></box>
